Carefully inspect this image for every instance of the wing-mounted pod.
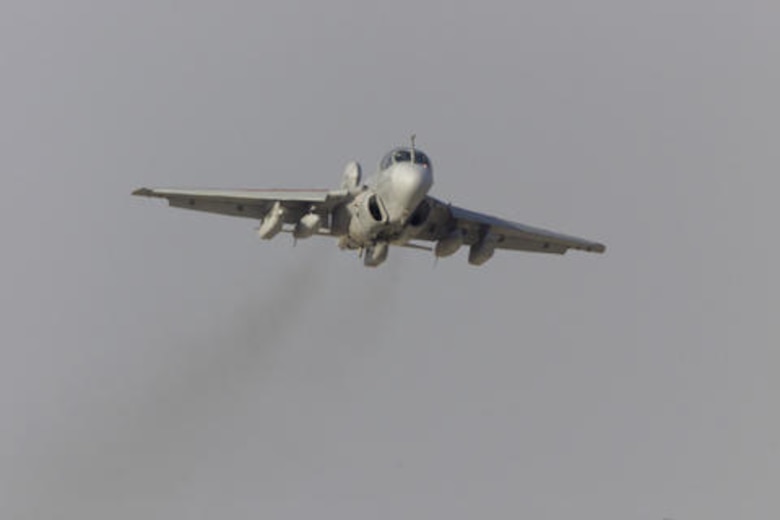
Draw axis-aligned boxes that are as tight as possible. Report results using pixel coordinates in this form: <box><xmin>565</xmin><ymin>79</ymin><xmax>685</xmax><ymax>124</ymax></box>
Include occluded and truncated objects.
<box><xmin>435</xmin><ymin>229</ymin><xmax>464</xmax><ymax>258</ymax></box>
<box><xmin>258</xmin><ymin>201</ymin><xmax>286</xmax><ymax>239</ymax></box>
<box><xmin>293</xmin><ymin>212</ymin><xmax>323</xmax><ymax>239</ymax></box>
<box><xmin>341</xmin><ymin>161</ymin><xmax>362</xmax><ymax>192</ymax></box>
<box><xmin>468</xmin><ymin>234</ymin><xmax>498</xmax><ymax>266</ymax></box>
<box><xmin>363</xmin><ymin>242</ymin><xmax>389</xmax><ymax>267</ymax></box>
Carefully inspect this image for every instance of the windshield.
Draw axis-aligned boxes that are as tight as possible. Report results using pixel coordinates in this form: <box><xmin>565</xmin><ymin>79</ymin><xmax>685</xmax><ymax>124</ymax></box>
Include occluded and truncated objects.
<box><xmin>393</xmin><ymin>149</ymin><xmax>412</xmax><ymax>163</ymax></box>
<box><xmin>380</xmin><ymin>148</ymin><xmax>432</xmax><ymax>170</ymax></box>
<box><xmin>413</xmin><ymin>151</ymin><xmax>430</xmax><ymax>167</ymax></box>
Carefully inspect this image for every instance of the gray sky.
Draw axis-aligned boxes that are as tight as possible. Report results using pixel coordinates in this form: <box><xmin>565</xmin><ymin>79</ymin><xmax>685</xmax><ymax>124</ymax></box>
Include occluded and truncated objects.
<box><xmin>1</xmin><ymin>1</ymin><xmax>778</xmax><ymax>518</ymax></box>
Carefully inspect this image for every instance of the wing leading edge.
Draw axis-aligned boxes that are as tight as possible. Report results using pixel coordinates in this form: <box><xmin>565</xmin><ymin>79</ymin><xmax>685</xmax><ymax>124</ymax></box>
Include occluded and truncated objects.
<box><xmin>132</xmin><ymin>187</ymin><xmax>348</xmax><ymax>222</ymax></box>
<box><xmin>448</xmin><ymin>204</ymin><xmax>606</xmax><ymax>254</ymax></box>
<box><xmin>413</xmin><ymin>197</ymin><xmax>605</xmax><ymax>256</ymax></box>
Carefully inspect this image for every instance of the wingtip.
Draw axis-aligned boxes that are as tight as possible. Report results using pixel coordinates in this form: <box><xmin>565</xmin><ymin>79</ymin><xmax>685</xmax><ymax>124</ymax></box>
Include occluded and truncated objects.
<box><xmin>581</xmin><ymin>242</ymin><xmax>607</xmax><ymax>254</ymax></box>
<box><xmin>132</xmin><ymin>187</ymin><xmax>154</xmax><ymax>197</ymax></box>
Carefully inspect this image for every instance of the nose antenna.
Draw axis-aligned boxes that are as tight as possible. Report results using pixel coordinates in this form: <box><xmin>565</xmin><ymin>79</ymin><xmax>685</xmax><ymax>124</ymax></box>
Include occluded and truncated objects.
<box><xmin>410</xmin><ymin>133</ymin><xmax>416</xmax><ymax>163</ymax></box>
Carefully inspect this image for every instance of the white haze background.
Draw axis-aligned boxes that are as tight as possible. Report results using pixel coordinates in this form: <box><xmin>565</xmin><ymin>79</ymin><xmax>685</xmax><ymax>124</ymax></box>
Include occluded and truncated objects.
<box><xmin>1</xmin><ymin>1</ymin><xmax>778</xmax><ymax>518</ymax></box>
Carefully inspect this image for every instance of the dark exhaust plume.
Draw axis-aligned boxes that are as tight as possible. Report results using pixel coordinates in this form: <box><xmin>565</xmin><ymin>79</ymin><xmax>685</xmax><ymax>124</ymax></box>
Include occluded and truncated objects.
<box><xmin>17</xmin><ymin>254</ymin><xmax>329</xmax><ymax>518</ymax></box>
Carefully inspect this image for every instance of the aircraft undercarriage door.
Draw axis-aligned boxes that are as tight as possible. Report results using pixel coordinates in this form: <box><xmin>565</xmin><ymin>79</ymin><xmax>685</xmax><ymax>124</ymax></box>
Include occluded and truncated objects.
<box><xmin>363</xmin><ymin>242</ymin><xmax>389</xmax><ymax>267</ymax></box>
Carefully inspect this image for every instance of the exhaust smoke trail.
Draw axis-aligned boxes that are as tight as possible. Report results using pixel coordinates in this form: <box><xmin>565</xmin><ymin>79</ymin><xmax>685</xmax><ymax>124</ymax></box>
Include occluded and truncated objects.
<box><xmin>8</xmin><ymin>254</ymin><xmax>329</xmax><ymax>519</ymax></box>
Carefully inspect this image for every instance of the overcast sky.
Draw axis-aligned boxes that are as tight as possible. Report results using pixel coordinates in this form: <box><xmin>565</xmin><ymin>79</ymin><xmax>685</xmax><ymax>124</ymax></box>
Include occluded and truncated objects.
<box><xmin>1</xmin><ymin>1</ymin><xmax>778</xmax><ymax>519</ymax></box>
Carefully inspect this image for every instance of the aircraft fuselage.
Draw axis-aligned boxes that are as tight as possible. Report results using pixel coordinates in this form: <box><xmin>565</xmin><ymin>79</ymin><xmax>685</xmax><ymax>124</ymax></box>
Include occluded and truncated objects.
<box><xmin>368</xmin><ymin>159</ymin><xmax>433</xmax><ymax>226</ymax></box>
<box><xmin>336</xmin><ymin>147</ymin><xmax>434</xmax><ymax>264</ymax></box>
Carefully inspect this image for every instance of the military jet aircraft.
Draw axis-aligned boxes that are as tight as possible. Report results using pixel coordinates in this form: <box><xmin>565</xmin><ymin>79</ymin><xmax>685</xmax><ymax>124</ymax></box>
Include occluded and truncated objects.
<box><xmin>133</xmin><ymin>140</ymin><xmax>605</xmax><ymax>267</ymax></box>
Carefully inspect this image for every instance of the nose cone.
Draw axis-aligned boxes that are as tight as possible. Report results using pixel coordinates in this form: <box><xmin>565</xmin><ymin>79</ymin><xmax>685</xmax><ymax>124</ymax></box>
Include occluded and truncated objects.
<box><xmin>387</xmin><ymin>163</ymin><xmax>433</xmax><ymax>223</ymax></box>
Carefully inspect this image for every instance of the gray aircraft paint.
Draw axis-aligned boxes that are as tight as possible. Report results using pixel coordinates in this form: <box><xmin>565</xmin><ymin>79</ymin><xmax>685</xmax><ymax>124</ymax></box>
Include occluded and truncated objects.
<box><xmin>134</xmin><ymin>144</ymin><xmax>605</xmax><ymax>267</ymax></box>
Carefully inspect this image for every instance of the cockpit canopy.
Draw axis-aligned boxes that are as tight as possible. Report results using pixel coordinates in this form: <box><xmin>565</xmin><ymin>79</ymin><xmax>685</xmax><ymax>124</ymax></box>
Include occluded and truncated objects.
<box><xmin>379</xmin><ymin>147</ymin><xmax>432</xmax><ymax>171</ymax></box>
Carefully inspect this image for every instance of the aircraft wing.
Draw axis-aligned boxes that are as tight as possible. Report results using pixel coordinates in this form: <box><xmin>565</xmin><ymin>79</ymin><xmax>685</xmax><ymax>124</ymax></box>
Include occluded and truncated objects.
<box><xmin>417</xmin><ymin>198</ymin><xmax>606</xmax><ymax>255</ymax></box>
<box><xmin>132</xmin><ymin>187</ymin><xmax>349</xmax><ymax>223</ymax></box>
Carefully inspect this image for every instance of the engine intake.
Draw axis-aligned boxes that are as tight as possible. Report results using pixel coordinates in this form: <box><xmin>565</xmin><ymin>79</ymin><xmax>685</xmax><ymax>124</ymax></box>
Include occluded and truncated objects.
<box><xmin>348</xmin><ymin>191</ymin><xmax>387</xmax><ymax>242</ymax></box>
